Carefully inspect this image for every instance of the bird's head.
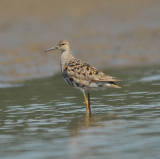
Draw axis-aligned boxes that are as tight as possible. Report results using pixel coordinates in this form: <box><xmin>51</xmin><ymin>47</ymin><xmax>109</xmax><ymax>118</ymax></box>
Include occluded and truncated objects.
<box><xmin>45</xmin><ymin>40</ymin><xmax>71</xmax><ymax>53</ymax></box>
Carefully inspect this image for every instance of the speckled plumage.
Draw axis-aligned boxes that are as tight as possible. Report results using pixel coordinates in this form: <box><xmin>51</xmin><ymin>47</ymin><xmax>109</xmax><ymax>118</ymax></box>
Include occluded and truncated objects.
<box><xmin>45</xmin><ymin>40</ymin><xmax>121</xmax><ymax>113</ymax></box>
<box><xmin>62</xmin><ymin>57</ymin><xmax>121</xmax><ymax>90</ymax></box>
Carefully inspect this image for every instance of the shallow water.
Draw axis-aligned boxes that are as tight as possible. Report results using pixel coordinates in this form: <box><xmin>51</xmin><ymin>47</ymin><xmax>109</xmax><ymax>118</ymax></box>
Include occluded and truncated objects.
<box><xmin>0</xmin><ymin>65</ymin><xmax>160</xmax><ymax>159</ymax></box>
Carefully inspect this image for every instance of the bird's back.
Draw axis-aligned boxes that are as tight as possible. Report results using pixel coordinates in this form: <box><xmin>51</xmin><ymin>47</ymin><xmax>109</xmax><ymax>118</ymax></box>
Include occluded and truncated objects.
<box><xmin>61</xmin><ymin>57</ymin><xmax>121</xmax><ymax>90</ymax></box>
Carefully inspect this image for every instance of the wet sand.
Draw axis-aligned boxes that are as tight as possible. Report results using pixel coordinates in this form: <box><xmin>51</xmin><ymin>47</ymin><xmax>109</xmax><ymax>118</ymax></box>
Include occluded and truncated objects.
<box><xmin>0</xmin><ymin>0</ymin><xmax>160</xmax><ymax>82</ymax></box>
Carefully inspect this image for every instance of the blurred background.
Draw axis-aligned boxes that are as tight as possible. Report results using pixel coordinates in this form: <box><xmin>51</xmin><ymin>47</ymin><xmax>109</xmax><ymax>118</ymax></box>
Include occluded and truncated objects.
<box><xmin>1</xmin><ymin>1</ymin><xmax>160</xmax><ymax>159</ymax></box>
<box><xmin>0</xmin><ymin>0</ymin><xmax>160</xmax><ymax>82</ymax></box>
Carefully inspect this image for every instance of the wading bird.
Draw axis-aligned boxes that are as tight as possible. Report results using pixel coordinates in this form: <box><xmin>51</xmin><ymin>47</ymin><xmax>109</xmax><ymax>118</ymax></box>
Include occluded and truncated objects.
<box><xmin>45</xmin><ymin>40</ymin><xmax>121</xmax><ymax>114</ymax></box>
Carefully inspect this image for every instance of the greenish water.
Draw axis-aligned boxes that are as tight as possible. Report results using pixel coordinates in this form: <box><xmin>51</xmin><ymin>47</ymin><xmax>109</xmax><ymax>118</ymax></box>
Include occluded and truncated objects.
<box><xmin>0</xmin><ymin>65</ymin><xmax>160</xmax><ymax>159</ymax></box>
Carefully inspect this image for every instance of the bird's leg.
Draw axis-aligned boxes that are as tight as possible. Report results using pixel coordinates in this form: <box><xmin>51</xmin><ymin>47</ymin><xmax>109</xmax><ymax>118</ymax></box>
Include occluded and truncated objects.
<box><xmin>83</xmin><ymin>92</ymin><xmax>89</xmax><ymax>108</ymax></box>
<box><xmin>83</xmin><ymin>92</ymin><xmax>91</xmax><ymax>114</ymax></box>
<box><xmin>87</xmin><ymin>92</ymin><xmax>91</xmax><ymax>115</ymax></box>
<box><xmin>87</xmin><ymin>92</ymin><xmax>90</xmax><ymax>108</ymax></box>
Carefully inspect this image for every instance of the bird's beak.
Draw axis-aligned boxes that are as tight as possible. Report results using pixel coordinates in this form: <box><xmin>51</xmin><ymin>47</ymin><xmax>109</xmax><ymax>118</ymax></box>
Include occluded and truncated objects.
<box><xmin>44</xmin><ymin>46</ymin><xmax>58</xmax><ymax>52</ymax></box>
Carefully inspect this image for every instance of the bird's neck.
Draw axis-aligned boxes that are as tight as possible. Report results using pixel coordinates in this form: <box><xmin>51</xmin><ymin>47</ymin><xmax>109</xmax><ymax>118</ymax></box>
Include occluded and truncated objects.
<box><xmin>60</xmin><ymin>49</ymin><xmax>74</xmax><ymax>66</ymax></box>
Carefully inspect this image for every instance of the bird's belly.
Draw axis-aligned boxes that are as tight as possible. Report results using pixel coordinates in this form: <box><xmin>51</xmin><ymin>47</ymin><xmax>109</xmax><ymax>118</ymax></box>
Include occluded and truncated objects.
<box><xmin>88</xmin><ymin>82</ymin><xmax>112</xmax><ymax>90</ymax></box>
<box><xmin>62</xmin><ymin>71</ymin><xmax>87</xmax><ymax>90</ymax></box>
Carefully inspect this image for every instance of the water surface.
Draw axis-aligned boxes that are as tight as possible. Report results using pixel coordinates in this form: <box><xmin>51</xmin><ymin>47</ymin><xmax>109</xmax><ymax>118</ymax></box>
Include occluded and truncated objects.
<box><xmin>0</xmin><ymin>65</ymin><xmax>160</xmax><ymax>159</ymax></box>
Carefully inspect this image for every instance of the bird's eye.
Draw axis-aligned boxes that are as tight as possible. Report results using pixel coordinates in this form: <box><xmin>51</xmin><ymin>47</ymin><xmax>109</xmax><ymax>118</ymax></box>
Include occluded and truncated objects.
<box><xmin>61</xmin><ymin>43</ymin><xmax>65</xmax><ymax>46</ymax></box>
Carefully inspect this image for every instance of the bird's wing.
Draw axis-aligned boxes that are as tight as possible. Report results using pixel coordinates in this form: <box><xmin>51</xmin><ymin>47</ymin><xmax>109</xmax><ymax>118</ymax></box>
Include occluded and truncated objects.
<box><xmin>65</xmin><ymin>59</ymin><xmax>121</xmax><ymax>84</ymax></box>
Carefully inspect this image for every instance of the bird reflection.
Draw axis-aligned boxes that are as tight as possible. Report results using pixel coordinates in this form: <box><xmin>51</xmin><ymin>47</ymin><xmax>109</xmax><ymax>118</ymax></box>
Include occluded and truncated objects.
<box><xmin>68</xmin><ymin>112</ymin><xmax>94</xmax><ymax>136</ymax></box>
<box><xmin>68</xmin><ymin>111</ymin><xmax>117</xmax><ymax>137</ymax></box>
